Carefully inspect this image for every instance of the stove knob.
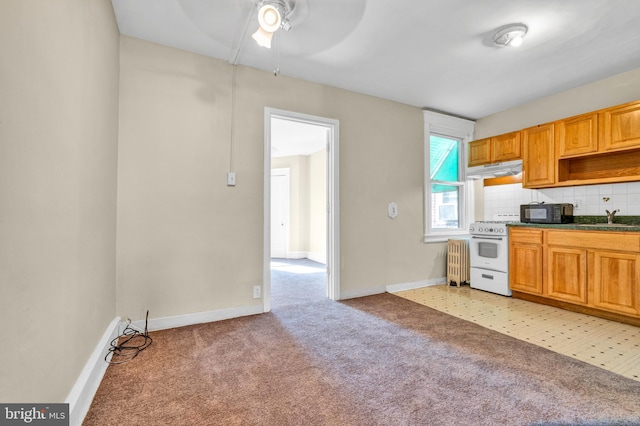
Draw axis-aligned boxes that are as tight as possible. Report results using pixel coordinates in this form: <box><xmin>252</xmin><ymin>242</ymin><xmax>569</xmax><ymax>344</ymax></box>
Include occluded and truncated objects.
<box><xmin>489</xmin><ymin>227</ymin><xmax>493</xmax><ymax>233</ymax></box>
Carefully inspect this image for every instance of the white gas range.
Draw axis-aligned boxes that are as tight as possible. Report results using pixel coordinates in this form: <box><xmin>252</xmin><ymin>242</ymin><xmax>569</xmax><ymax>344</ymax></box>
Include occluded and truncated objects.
<box><xmin>468</xmin><ymin>214</ymin><xmax>520</xmax><ymax>296</ymax></box>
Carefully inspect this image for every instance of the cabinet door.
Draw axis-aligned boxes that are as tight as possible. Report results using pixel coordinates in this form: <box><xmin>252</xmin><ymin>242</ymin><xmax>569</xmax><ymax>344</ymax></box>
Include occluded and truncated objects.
<box><xmin>468</xmin><ymin>138</ymin><xmax>491</xmax><ymax>166</ymax></box>
<box><xmin>600</xmin><ymin>101</ymin><xmax>640</xmax><ymax>152</ymax></box>
<box><xmin>556</xmin><ymin>113</ymin><xmax>598</xmax><ymax>158</ymax></box>
<box><xmin>546</xmin><ymin>246</ymin><xmax>587</xmax><ymax>304</ymax></box>
<box><xmin>492</xmin><ymin>131</ymin><xmax>522</xmax><ymax>162</ymax></box>
<box><xmin>523</xmin><ymin>123</ymin><xmax>555</xmax><ymax>187</ymax></box>
<box><xmin>592</xmin><ymin>251</ymin><xmax>640</xmax><ymax>316</ymax></box>
<box><xmin>510</xmin><ymin>243</ymin><xmax>543</xmax><ymax>295</ymax></box>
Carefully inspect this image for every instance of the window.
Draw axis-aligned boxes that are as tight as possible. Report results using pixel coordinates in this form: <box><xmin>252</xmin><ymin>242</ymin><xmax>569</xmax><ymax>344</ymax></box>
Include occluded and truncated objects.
<box><xmin>430</xmin><ymin>135</ymin><xmax>462</xmax><ymax>229</ymax></box>
<box><xmin>423</xmin><ymin>111</ymin><xmax>475</xmax><ymax>242</ymax></box>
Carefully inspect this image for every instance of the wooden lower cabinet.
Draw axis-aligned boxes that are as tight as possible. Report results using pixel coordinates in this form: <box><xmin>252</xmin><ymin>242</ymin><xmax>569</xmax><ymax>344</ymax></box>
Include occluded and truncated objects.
<box><xmin>509</xmin><ymin>229</ymin><xmax>543</xmax><ymax>295</ymax></box>
<box><xmin>546</xmin><ymin>246</ymin><xmax>587</xmax><ymax>304</ymax></box>
<box><xmin>510</xmin><ymin>243</ymin><xmax>543</xmax><ymax>295</ymax></box>
<box><xmin>509</xmin><ymin>227</ymin><xmax>640</xmax><ymax>323</ymax></box>
<box><xmin>592</xmin><ymin>250</ymin><xmax>640</xmax><ymax>316</ymax></box>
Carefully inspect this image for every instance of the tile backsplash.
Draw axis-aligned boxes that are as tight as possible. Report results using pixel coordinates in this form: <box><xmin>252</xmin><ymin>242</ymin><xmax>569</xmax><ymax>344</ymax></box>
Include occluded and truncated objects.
<box><xmin>484</xmin><ymin>181</ymin><xmax>640</xmax><ymax>219</ymax></box>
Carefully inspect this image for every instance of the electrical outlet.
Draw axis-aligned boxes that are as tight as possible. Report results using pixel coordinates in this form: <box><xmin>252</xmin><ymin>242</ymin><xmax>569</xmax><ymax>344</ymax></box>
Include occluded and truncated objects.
<box><xmin>253</xmin><ymin>285</ymin><xmax>261</xmax><ymax>299</ymax></box>
<box><xmin>574</xmin><ymin>199</ymin><xmax>582</xmax><ymax>210</ymax></box>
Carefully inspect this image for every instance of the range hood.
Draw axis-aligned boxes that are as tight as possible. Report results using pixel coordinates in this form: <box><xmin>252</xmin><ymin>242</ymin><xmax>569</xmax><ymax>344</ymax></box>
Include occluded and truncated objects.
<box><xmin>465</xmin><ymin>159</ymin><xmax>523</xmax><ymax>179</ymax></box>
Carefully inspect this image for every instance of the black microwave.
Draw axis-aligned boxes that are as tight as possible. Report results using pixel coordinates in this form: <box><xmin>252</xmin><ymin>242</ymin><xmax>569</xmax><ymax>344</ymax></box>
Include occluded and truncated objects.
<box><xmin>520</xmin><ymin>203</ymin><xmax>574</xmax><ymax>224</ymax></box>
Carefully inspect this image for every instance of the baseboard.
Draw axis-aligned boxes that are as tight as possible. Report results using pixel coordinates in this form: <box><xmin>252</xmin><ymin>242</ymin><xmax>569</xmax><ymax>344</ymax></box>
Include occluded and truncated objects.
<box><xmin>285</xmin><ymin>251</ymin><xmax>307</xmax><ymax>259</ymax></box>
<box><xmin>386</xmin><ymin>277</ymin><xmax>447</xmax><ymax>293</ymax></box>
<box><xmin>307</xmin><ymin>252</ymin><xmax>326</xmax><ymax>264</ymax></box>
<box><xmin>340</xmin><ymin>285</ymin><xmax>387</xmax><ymax>300</ymax></box>
<box><xmin>130</xmin><ymin>304</ymin><xmax>265</xmax><ymax>332</ymax></box>
<box><xmin>66</xmin><ymin>316</ymin><xmax>120</xmax><ymax>426</ymax></box>
<box><xmin>340</xmin><ymin>277</ymin><xmax>447</xmax><ymax>300</ymax></box>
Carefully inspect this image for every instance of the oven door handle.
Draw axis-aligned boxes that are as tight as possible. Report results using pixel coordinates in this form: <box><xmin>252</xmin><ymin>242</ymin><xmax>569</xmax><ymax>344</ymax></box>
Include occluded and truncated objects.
<box><xmin>471</xmin><ymin>236</ymin><xmax>504</xmax><ymax>241</ymax></box>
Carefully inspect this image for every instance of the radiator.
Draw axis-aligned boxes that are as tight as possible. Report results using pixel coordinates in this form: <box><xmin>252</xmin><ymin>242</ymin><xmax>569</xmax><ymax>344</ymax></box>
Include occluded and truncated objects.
<box><xmin>447</xmin><ymin>239</ymin><xmax>470</xmax><ymax>287</ymax></box>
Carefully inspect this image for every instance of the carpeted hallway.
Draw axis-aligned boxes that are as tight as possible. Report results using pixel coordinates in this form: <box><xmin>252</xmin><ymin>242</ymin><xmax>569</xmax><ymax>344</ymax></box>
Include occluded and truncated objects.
<box><xmin>269</xmin><ymin>258</ymin><xmax>328</xmax><ymax>309</ymax></box>
<box><xmin>83</xmin><ymin>259</ymin><xmax>640</xmax><ymax>425</ymax></box>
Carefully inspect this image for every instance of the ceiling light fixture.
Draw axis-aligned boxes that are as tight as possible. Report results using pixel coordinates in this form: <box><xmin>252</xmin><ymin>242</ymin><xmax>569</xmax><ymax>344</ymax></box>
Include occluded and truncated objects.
<box><xmin>493</xmin><ymin>24</ymin><xmax>528</xmax><ymax>47</ymax></box>
<box><xmin>251</xmin><ymin>0</ymin><xmax>292</xmax><ymax>49</ymax></box>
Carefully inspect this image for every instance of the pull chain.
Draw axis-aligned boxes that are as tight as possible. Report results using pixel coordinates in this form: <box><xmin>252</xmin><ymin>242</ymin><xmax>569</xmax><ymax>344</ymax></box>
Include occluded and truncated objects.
<box><xmin>273</xmin><ymin>31</ymin><xmax>280</xmax><ymax>76</ymax></box>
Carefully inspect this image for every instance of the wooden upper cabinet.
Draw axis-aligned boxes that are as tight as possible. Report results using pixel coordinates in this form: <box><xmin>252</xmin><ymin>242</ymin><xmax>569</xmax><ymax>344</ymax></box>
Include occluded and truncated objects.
<box><xmin>523</xmin><ymin>123</ymin><xmax>555</xmax><ymax>188</ymax></box>
<box><xmin>478</xmin><ymin>99</ymin><xmax>640</xmax><ymax>187</ymax></box>
<box><xmin>492</xmin><ymin>131</ymin><xmax>521</xmax><ymax>162</ymax></box>
<box><xmin>468</xmin><ymin>131</ymin><xmax>521</xmax><ymax>166</ymax></box>
<box><xmin>556</xmin><ymin>113</ymin><xmax>599</xmax><ymax>158</ymax></box>
<box><xmin>600</xmin><ymin>101</ymin><xmax>640</xmax><ymax>152</ymax></box>
<box><xmin>468</xmin><ymin>138</ymin><xmax>491</xmax><ymax>166</ymax></box>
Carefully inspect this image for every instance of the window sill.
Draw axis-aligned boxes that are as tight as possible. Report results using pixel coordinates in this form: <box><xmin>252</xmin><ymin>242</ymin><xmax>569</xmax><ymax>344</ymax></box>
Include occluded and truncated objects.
<box><xmin>423</xmin><ymin>232</ymin><xmax>470</xmax><ymax>244</ymax></box>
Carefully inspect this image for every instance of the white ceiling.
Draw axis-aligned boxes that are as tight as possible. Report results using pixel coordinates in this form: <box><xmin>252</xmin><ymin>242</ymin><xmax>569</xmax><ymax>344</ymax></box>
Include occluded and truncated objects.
<box><xmin>111</xmin><ymin>0</ymin><xmax>640</xmax><ymax>152</ymax></box>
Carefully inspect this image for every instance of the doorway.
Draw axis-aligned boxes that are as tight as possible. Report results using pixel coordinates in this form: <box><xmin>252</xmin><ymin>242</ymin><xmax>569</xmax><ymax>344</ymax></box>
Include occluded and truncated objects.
<box><xmin>263</xmin><ymin>108</ymin><xmax>340</xmax><ymax>312</ymax></box>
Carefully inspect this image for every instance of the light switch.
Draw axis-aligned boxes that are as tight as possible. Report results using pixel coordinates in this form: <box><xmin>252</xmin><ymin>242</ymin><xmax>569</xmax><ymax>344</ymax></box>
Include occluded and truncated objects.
<box><xmin>227</xmin><ymin>172</ymin><xmax>236</xmax><ymax>186</ymax></box>
<box><xmin>388</xmin><ymin>202</ymin><xmax>398</xmax><ymax>219</ymax></box>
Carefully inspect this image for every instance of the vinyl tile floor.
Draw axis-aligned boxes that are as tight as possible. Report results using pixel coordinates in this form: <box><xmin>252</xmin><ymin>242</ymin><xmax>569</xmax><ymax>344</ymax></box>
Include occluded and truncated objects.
<box><xmin>394</xmin><ymin>285</ymin><xmax>640</xmax><ymax>382</ymax></box>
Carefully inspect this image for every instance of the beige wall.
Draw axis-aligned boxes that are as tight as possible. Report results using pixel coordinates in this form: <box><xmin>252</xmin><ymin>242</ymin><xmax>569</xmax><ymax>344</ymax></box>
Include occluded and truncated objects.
<box><xmin>475</xmin><ymin>68</ymin><xmax>640</xmax><ymax>138</ymax></box>
<box><xmin>117</xmin><ymin>36</ymin><xmax>438</xmax><ymax>315</ymax></box>
<box><xmin>0</xmin><ymin>0</ymin><xmax>119</xmax><ymax>402</ymax></box>
<box><xmin>309</xmin><ymin>149</ymin><xmax>327</xmax><ymax>260</ymax></box>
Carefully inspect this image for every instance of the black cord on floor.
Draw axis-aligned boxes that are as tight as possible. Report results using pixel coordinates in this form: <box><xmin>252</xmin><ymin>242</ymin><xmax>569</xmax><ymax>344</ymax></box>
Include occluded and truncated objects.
<box><xmin>105</xmin><ymin>310</ymin><xmax>152</xmax><ymax>364</ymax></box>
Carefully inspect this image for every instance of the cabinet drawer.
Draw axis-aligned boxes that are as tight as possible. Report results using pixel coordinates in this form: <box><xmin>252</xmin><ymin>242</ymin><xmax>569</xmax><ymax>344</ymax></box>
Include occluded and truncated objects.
<box><xmin>547</xmin><ymin>230</ymin><xmax>640</xmax><ymax>251</ymax></box>
<box><xmin>510</xmin><ymin>228</ymin><xmax>543</xmax><ymax>244</ymax></box>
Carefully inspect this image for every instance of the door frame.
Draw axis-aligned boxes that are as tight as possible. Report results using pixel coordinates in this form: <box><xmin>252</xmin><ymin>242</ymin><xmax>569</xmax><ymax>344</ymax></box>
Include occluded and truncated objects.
<box><xmin>263</xmin><ymin>108</ymin><xmax>340</xmax><ymax>312</ymax></box>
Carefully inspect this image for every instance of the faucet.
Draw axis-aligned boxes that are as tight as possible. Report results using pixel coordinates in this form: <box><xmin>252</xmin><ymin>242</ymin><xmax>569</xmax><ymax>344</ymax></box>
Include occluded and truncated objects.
<box><xmin>606</xmin><ymin>209</ymin><xmax>619</xmax><ymax>224</ymax></box>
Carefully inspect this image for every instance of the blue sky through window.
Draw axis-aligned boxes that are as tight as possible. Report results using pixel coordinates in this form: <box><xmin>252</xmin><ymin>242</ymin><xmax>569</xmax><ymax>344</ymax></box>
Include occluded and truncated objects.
<box><xmin>430</xmin><ymin>135</ymin><xmax>459</xmax><ymax>192</ymax></box>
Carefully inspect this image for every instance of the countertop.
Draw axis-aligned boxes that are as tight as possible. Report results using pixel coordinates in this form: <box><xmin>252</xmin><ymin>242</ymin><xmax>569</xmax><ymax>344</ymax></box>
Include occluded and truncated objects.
<box><xmin>508</xmin><ymin>216</ymin><xmax>640</xmax><ymax>232</ymax></box>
